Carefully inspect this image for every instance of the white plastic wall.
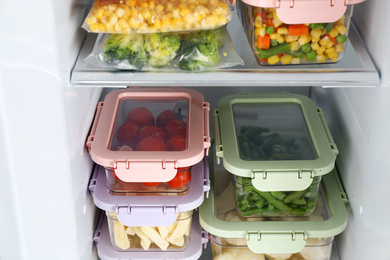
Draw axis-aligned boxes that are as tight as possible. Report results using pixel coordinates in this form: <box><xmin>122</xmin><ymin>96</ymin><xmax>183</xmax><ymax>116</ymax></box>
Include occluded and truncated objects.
<box><xmin>311</xmin><ymin>1</ymin><xmax>390</xmax><ymax>259</ymax></box>
<box><xmin>0</xmin><ymin>1</ymin><xmax>100</xmax><ymax>259</ymax></box>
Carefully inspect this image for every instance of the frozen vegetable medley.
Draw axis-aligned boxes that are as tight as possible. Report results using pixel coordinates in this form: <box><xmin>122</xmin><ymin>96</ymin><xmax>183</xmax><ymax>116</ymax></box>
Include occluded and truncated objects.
<box><xmin>252</xmin><ymin>8</ymin><xmax>349</xmax><ymax>65</ymax></box>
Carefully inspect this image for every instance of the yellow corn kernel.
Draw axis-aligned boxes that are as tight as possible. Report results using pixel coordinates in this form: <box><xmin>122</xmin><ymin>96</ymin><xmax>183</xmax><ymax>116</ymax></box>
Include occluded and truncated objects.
<box><xmin>311</xmin><ymin>36</ymin><xmax>320</xmax><ymax>43</ymax></box>
<box><xmin>104</xmin><ymin>10</ymin><xmax>113</xmax><ymax>17</ymax></box>
<box><xmin>153</xmin><ymin>18</ymin><xmax>161</xmax><ymax>29</ymax></box>
<box><xmin>142</xmin><ymin>9</ymin><xmax>151</xmax><ymax>20</ymax></box>
<box><xmin>272</xmin><ymin>18</ymin><xmax>283</xmax><ymax>28</ymax></box>
<box><xmin>141</xmin><ymin>2</ymin><xmax>149</xmax><ymax>9</ymax></box>
<box><xmin>127</xmin><ymin>0</ymin><xmax>136</xmax><ymax>7</ymax></box>
<box><xmin>166</xmin><ymin>3</ymin><xmax>174</xmax><ymax>11</ymax></box>
<box><xmin>89</xmin><ymin>23</ymin><xmax>102</xmax><ymax>32</ymax></box>
<box><xmin>290</xmin><ymin>41</ymin><xmax>300</xmax><ymax>51</ymax></box>
<box><xmin>115</xmin><ymin>7</ymin><xmax>125</xmax><ymax>17</ymax></box>
<box><xmin>106</xmin><ymin>23</ymin><xmax>114</xmax><ymax>31</ymax></box>
<box><xmin>310</xmin><ymin>28</ymin><xmax>322</xmax><ymax>39</ymax></box>
<box><xmin>128</xmin><ymin>16</ymin><xmax>140</xmax><ymax>28</ymax></box>
<box><xmin>277</xmin><ymin>27</ymin><xmax>288</xmax><ymax>35</ymax></box>
<box><xmin>267</xmin><ymin>55</ymin><xmax>280</xmax><ymax>65</ymax></box>
<box><xmin>298</xmin><ymin>35</ymin><xmax>311</xmax><ymax>46</ymax></box>
<box><xmin>86</xmin><ymin>15</ymin><xmax>97</xmax><ymax>25</ymax></box>
<box><xmin>270</xmin><ymin>33</ymin><xmax>281</xmax><ymax>40</ymax></box>
<box><xmin>319</xmin><ymin>36</ymin><xmax>330</xmax><ymax>46</ymax></box>
<box><xmin>217</xmin><ymin>15</ymin><xmax>227</xmax><ymax>25</ymax></box>
<box><xmin>255</xmin><ymin>26</ymin><xmax>266</xmax><ymax>37</ymax></box>
<box><xmin>178</xmin><ymin>3</ymin><xmax>188</xmax><ymax>9</ymax></box>
<box><xmin>254</xmin><ymin>20</ymin><xmax>263</xmax><ymax>27</ymax></box>
<box><xmin>280</xmin><ymin>54</ymin><xmax>293</xmax><ymax>65</ymax></box>
<box><xmin>316</xmin><ymin>54</ymin><xmax>327</xmax><ymax>63</ymax></box>
<box><xmin>285</xmin><ymin>35</ymin><xmax>299</xmax><ymax>42</ymax></box>
<box><xmin>326</xmin><ymin>41</ymin><xmax>334</xmax><ymax>49</ymax></box>
<box><xmin>118</xmin><ymin>18</ymin><xmax>129</xmax><ymax>28</ymax></box>
<box><xmin>180</xmin><ymin>7</ymin><xmax>191</xmax><ymax>18</ymax></box>
<box><xmin>335</xmin><ymin>17</ymin><xmax>345</xmax><ymax>26</ymax></box>
<box><xmin>329</xmin><ymin>28</ymin><xmax>339</xmax><ymax>38</ymax></box>
<box><xmin>276</xmin><ymin>36</ymin><xmax>285</xmax><ymax>44</ymax></box>
<box><xmin>156</xmin><ymin>4</ymin><xmax>164</xmax><ymax>12</ymax></box>
<box><xmin>161</xmin><ymin>17</ymin><xmax>171</xmax><ymax>27</ymax></box>
<box><xmin>325</xmin><ymin>47</ymin><xmax>335</xmax><ymax>54</ymax></box>
<box><xmin>109</xmin><ymin>14</ymin><xmax>118</xmax><ymax>25</ymax></box>
<box><xmin>172</xmin><ymin>8</ymin><xmax>180</xmax><ymax>18</ymax></box>
<box><xmin>149</xmin><ymin>1</ymin><xmax>155</xmax><ymax>9</ymax></box>
<box><xmin>291</xmin><ymin>57</ymin><xmax>301</xmax><ymax>64</ymax></box>
<box><xmin>207</xmin><ymin>14</ymin><xmax>218</xmax><ymax>27</ymax></box>
<box><xmin>310</xmin><ymin>42</ymin><xmax>319</xmax><ymax>50</ymax></box>
<box><xmin>335</xmin><ymin>43</ymin><xmax>344</xmax><ymax>53</ymax></box>
<box><xmin>335</xmin><ymin>25</ymin><xmax>348</xmax><ymax>35</ymax></box>
<box><xmin>95</xmin><ymin>9</ymin><xmax>104</xmax><ymax>19</ymax></box>
<box><xmin>316</xmin><ymin>46</ymin><xmax>326</xmax><ymax>55</ymax></box>
<box><xmin>107</xmin><ymin>4</ymin><xmax>116</xmax><ymax>12</ymax></box>
<box><xmin>328</xmin><ymin>52</ymin><xmax>339</xmax><ymax>62</ymax></box>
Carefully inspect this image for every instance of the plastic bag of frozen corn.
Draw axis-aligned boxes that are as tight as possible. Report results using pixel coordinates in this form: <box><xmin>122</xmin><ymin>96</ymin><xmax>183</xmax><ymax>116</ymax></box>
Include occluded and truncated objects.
<box><xmin>106</xmin><ymin>210</ymin><xmax>193</xmax><ymax>251</ymax></box>
<box><xmin>82</xmin><ymin>0</ymin><xmax>233</xmax><ymax>34</ymax></box>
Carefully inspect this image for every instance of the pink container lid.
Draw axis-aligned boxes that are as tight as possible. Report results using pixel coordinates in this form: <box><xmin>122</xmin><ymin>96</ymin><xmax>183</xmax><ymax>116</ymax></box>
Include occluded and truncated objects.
<box><xmin>237</xmin><ymin>0</ymin><xmax>365</xmax><ymax>23</ymax></box>
<box><xmin>86</xmin><ymin>87</ymin><xmax>210</xmax><ymax>183</ymax></box>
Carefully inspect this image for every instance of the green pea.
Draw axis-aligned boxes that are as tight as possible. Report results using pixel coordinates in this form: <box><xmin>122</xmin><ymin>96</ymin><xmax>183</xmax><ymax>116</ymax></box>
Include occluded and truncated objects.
<box><xmin>301</xmin><ymin>43</ymin><xmax>311</xmax><ymax>53</ymax></box>
<box><xmin>266</xmin><ymin>26</ymin><xmax>274</xmax><ymax>34</ymax></box>
<box><xmin>336</xmin><ymin>34</ymin><xmax>348</xmax><ymax>43</ymax></box>
<box><xmin>306</xmin><ymin>50</ymin><xmax>317</xmax><ymax>62</ymax></box>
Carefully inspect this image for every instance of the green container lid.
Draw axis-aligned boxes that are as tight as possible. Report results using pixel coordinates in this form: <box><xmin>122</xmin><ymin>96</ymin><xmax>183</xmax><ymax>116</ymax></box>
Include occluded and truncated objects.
<box><xmin>199</xmin><ymin>154</ymin><xmax>348</xmax><ymax>254</ymax></box>
<box><xmin>213</xmin><ymin>93</ymin><xmax>339</xmax><ymax>191</ymax></box>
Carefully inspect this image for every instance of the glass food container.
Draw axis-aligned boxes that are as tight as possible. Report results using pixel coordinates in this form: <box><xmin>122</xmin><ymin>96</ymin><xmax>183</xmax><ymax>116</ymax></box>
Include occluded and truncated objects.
<box><xmin>213</xmin><ymin>93</ymin><xmax>339</xmax><ymax>216</ymax></box>
<box><xmin>199</xmin><ymin>152</ymin><xmax>349</xmax><ymax>259</ymax></box>
<box><xmin>93</xmin><ymin>210</ymin><xmax>206</xmax><ymax>260</ymax></box>
<box><xmin>236</xmin><ymin>0</ymin><xmax>365</xmax><ymax>65</ymax></box>
<box><xmin>86</xmin><ymin>87</ymin><xmax>210</xmax><ymax>195</ymax></box>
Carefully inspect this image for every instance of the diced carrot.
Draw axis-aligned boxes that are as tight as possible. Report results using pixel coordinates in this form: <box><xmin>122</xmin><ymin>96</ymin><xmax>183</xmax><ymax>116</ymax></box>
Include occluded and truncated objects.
<box><xmin>261</xmin><ymin>58</ymin><xmax>268</xmax><ymax>62</ymax></box>
<box><xmin>326</xmin><ymin>33</ymin><xmax>337</xmax><ymax>44</ymax></box>
<box><xmin>288</xmin><ymin>24</ymin><xmax>309</xmax><ymax>36</ymax></box>
<box><xmin>278</xmin><ymin>53</ymin><xmax>284</xmax><ymax>58</ymax></box>
<box><xmin>267</xmin><ymin>18</ymin><xmax>273</xmax><ymax>27</ymax></box>
<box><xmin>256</xmin><ymin>34</ymin><xmax>271</xmax><ymax>49</ymax></box>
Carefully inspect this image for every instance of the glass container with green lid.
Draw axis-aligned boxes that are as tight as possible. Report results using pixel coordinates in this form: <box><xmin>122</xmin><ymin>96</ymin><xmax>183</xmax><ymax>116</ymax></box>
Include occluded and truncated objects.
<box><xmin>213</xmin><ymin>93</ymin><xmax>339</xmax><ymax>192</ymax></box>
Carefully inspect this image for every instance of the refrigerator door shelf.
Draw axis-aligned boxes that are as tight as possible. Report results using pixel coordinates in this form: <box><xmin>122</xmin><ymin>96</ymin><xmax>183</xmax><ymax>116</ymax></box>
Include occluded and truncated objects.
<box><xmin>89</xmin><ymin>156</ymin><xmax>210</xmax><ymax>227</ymax></box>
<box><xmin>71</xmin><ymin>9</ymin><xmax>379</xmax><ymax>88</ymax></box>
<box><xmin>93</xmin><ymin>210</ymin><xmax>205</xmax><ymax>260</ymax></box>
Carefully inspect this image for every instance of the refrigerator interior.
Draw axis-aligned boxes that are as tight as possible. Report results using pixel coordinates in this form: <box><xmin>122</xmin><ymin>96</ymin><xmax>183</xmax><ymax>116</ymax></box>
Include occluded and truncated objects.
<box><xmin>0</xmin><ymin>0</ymin><xmax>389</xmax><ymax>260</ymax></box>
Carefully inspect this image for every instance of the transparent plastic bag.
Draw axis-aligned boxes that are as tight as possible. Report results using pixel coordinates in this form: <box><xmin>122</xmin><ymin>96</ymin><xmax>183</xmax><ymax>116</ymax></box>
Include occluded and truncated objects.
<box><xmin>85</xmin><ymin>26</ymin><xmax>244</xmax><ymax>71</ymax></box>
<box><xmin>82</xmin><ymin>0</ymin><xmax>233</xmax><ymax>34</ymax></box>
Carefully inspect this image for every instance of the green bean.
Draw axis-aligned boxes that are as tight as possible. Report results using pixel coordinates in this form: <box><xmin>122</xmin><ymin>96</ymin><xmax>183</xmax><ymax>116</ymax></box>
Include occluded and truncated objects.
<box><xmin>283</xmin><ymin>189</ymin><xmax>307</xmax><ymax>204</ymax></box>
<box><xmin>258</xmin><ymin>191</ymin><xmax>293</xmax><ymax>213</ymax></box>
<box><xmin>256</xmin><ymin>42</ymin><xmax>291</xmax><ymax>60</ymax></box>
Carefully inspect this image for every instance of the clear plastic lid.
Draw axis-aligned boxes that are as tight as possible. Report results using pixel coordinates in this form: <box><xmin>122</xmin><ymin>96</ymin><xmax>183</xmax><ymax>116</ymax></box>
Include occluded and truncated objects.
<box><xmin>87</xmin><ymin>88</ymin><xmax>210</xmax><ymax>183</ymax></box>
<box><xmin>214</xmin><ymin>93</ymin><xmax>338</xmax><ymax>191</ymax></box>
<box><xmin>232</xmin><ymin>102</ymin><xmax>317</xmax><ymax>162</ymax></box>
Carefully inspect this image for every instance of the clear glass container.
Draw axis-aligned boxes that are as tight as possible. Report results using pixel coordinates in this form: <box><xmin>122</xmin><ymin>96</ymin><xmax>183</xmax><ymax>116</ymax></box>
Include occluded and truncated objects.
<box><xmin>237</xmin><ymin>1</ymin><xmax>353</xmax><ymax>66</ymax></box>
<box><xmin>106</xmin><ymin>210</ymin><xmax>193</xmax><ymax>252</ymax></box>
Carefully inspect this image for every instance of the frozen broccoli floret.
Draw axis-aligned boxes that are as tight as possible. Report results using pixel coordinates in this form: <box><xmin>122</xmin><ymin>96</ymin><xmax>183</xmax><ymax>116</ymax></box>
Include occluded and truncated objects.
<box><xmin>104</xmin><ymin>34</ymin><xmax>147</xmax><ymax>69</ymax></box>
<box><xmin>178</xmin><ymin>28</ymin><xmax>224</xmax><ymax>71</ymax></box>
<box><xmin>144</xmin><ymin>33</ymin><xmax>181</xmax><ymax>67</ymax></box>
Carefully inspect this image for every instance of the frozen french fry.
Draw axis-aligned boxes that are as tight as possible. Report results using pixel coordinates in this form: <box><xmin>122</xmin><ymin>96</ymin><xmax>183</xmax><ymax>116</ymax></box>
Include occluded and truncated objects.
<box><xmin>134</xmin><ymin>227</ymin><xmax>152</xmax><ymax>250</ymax></box>
<box><xmin>113</xmin><ymin>220</ymin><xmax>130</xmax><ymax>250</ymax></box>
<box><xmin>168</xmin><ymin>217</ymin><xmax>192</xmax><ymax>240</ymax></box>
<box><xmin>166</xmin><ymin>235</ymin><xmax>185</xmax><ymax>247</ymax></box>
<box><xmin>126</xmin><ymin>226</ymin><xmax>136</xmax><ymax>236</ymax></box>
<box><xmin>140</xmin><ymin>226</ymin><xmax>170</xmax><ymax>251</ymax></box>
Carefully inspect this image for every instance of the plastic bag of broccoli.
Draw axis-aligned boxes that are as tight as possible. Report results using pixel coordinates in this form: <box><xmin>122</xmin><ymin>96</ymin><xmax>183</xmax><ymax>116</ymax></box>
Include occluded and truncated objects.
<box><xmin>85</xmin><ymin>26</ymin><xmax>244</xmax><ymax>71</ymax></box>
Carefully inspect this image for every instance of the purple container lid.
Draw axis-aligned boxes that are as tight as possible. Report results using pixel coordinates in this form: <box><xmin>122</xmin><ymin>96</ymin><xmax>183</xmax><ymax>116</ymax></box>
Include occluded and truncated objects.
<box><xmin>89</xmin><ymin>156</ymin><xmax>210</xmax><ymax>226</ymax></box>
<box><xmin>93</xmin><ymin>210</ymin><xmax>208</xmax><ymax>260</ymax></box>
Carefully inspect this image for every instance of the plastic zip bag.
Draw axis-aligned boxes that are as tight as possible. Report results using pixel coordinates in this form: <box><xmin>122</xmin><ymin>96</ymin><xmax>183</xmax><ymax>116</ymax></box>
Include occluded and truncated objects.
<box><xmin>82</xmin><ymin>0</ymin><xmax>233</xmax><ymax>34</ymax></box>
<box><xmin>84</xmin><ymin>26</ymin><xmax>244</xmax><ymax>71</ymax></box>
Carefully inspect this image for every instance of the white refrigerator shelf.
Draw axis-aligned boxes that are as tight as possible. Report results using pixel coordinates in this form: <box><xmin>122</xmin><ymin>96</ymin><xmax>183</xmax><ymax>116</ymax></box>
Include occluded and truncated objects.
<box><xmin>71</xmin><ymin>9</ymin><xmax>379</xmax><ymax>88</ymax></box>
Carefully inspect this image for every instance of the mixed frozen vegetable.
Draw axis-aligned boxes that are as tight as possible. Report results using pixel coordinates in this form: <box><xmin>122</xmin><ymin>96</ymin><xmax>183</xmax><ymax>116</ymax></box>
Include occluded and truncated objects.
<box><xmin>236</xmin><ymin>176</ymin><xmax>320</xmax><ymax>217</ymax></box>
<box><xmin>82</xmin><ymin>0</ymin><xmax>232</xmax><ymax>34</ymax></box>
<box><xmin>253</xmin><ymin>8</ymin><xmax>349</xmax><ymax>65</ymax></box>
<box><xmin>109</xmin><ymin>211</ymin><xmax>192</xmax><ymax>251</ymax></box>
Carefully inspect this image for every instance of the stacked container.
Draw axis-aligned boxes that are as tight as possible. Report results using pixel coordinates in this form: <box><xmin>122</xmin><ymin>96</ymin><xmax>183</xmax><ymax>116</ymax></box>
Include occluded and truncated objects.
<box><xmin>197</xmin><ymin>92</ymin><xmax>347</xmax><ymax>259</ymax></box>
<box><xmin>236</xmin><ymin>0</ymin><xmax>365</xmax><ymax>65</ymax></box>
<box><xmin>86</xmin><ymin>87</ymin><xmax>211</xmax><ymax>259</ymax></box>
